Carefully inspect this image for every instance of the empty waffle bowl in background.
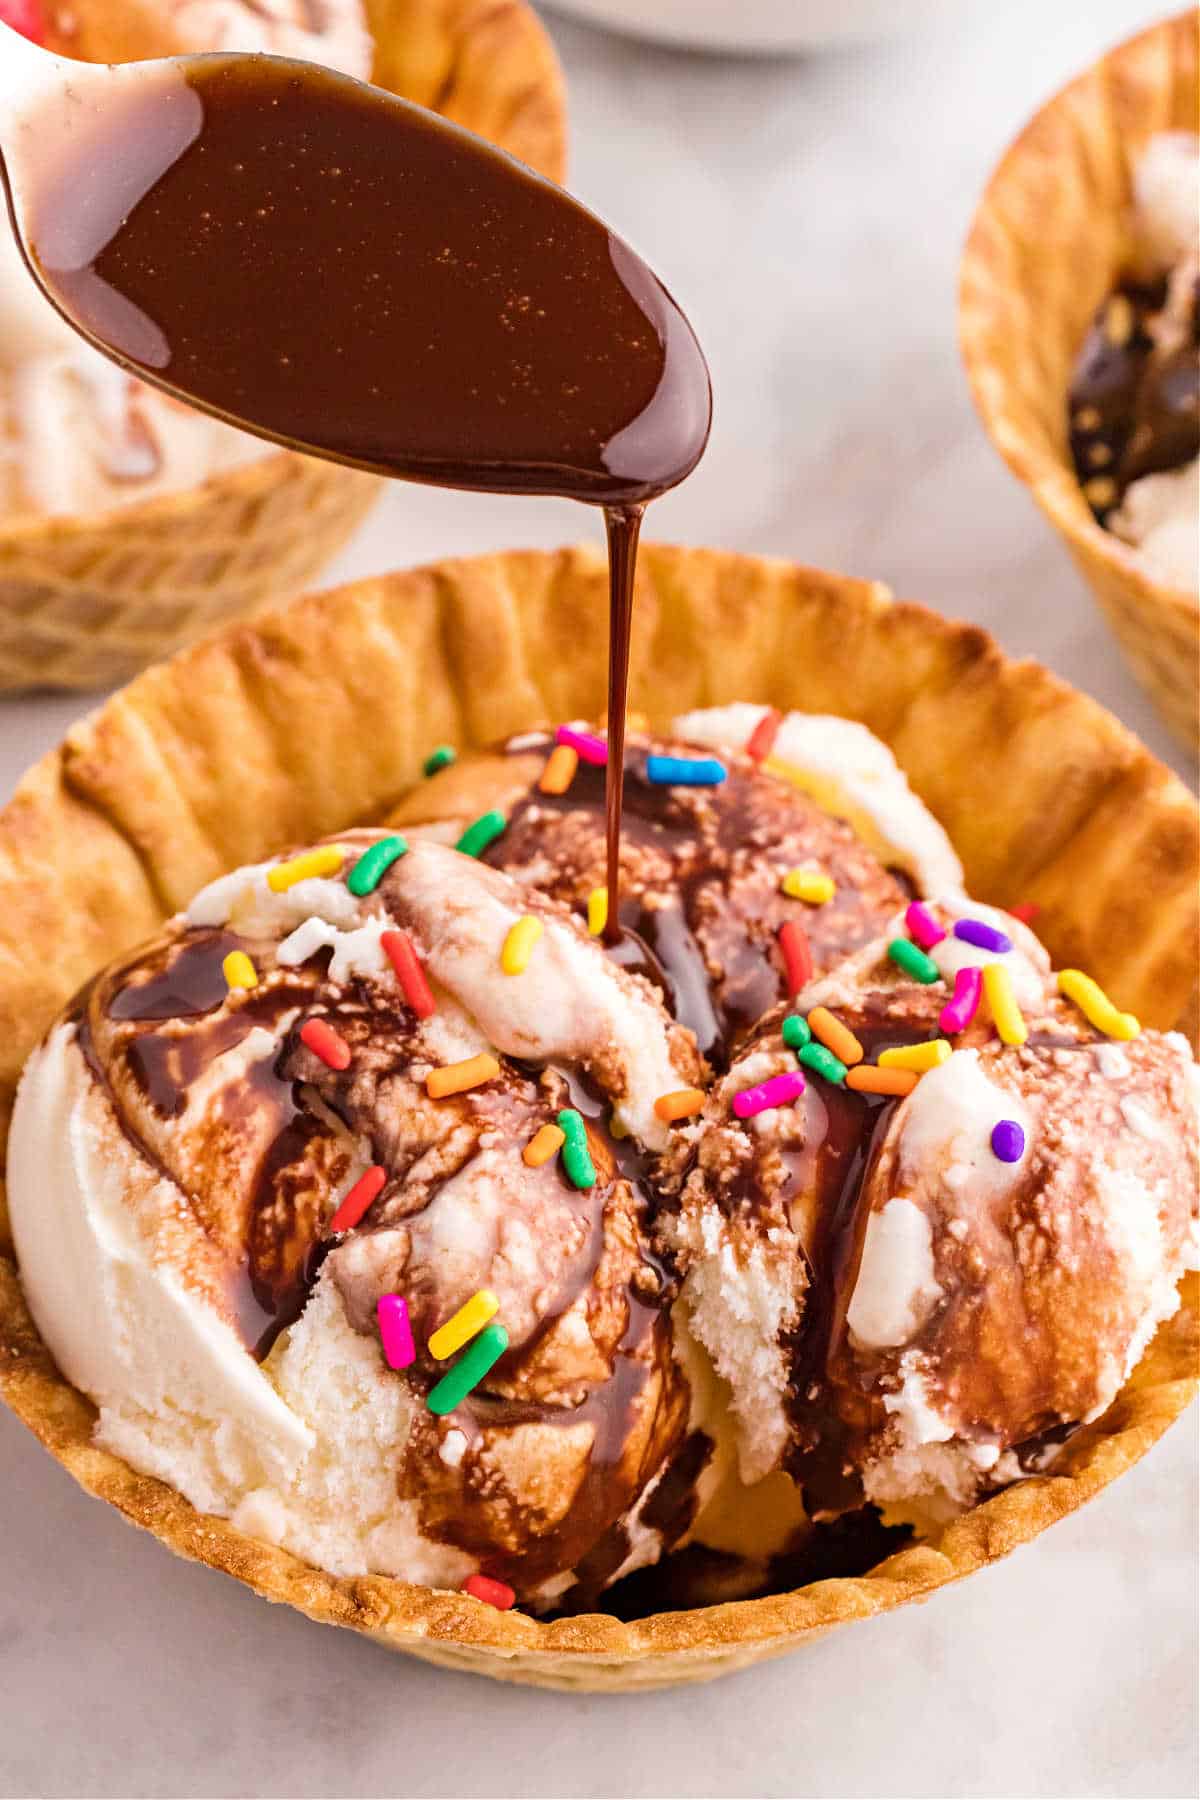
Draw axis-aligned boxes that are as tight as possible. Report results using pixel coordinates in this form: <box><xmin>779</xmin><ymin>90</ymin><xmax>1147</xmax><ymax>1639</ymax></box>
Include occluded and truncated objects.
<box><xmin>0</xmin><ymin>542</ymin><xmax>1195</xmax><ymax>1691</ymax></box>
<box><xmin>0</xmin><ymin>0</ymin><xmax>567</xmax><ymax>692</ymax></box>
<box><xmin>960</xmin><ymin>12</ymin><xmax>1198</xmax><ymax>754</ymax></box>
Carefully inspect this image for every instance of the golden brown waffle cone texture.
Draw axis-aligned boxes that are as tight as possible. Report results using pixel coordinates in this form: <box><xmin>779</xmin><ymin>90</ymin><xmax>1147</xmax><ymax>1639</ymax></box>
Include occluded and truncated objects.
<box><xmin>0</xmin><ymin>0</ymin><xmax>568</xmax><ymax>691</ymax></box>
<box><xmin>0</xmin><ymin>545</ymin><xmax>1196</xmax><ymax>1688</ymax></box>
<box><xmin>960</xmin><ymin>11</ymin><xmax>1199</xmax><ymax>752</ymax></box>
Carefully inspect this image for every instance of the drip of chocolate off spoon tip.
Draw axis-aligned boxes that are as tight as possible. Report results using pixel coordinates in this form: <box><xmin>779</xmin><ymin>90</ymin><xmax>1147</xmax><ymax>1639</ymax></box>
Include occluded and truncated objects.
<box><xmin>0</xmin><ymin>24</ymin><xmax>712</xmax><ymax>505</ymax></box>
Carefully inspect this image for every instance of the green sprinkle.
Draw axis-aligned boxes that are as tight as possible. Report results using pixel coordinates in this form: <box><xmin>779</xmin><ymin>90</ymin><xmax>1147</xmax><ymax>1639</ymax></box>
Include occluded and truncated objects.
<box><xmin>888</xmin><ymin>937</ymin><xmax>941</xmax><ymax>984</ymax></box>
<box><xmin>456</xmin><ymin>809</ymin><xmax>506</xmax><ymax>859</ymax></box>
<box><xmin>557</xmin><ymin>1107</ymin><xmax>596</xmax><ymax>1190</ymax></box>
<box><xmin>798</xmin><ymin>1042</ymin><xmax>847</xmax><ymax>1085</ymax></box>
<box><xmin>426</xmin><ymin>1322</ymin><xmax>509</xmax><ymax>1415</ymax></box>
<box><xmin>347</xmin><ymin>834</ymin><xmax>407</xmax><ymax>897</ymax></box>
<box><xmin>781</xmin><ymin>1014</ymin><xmax>812</xmax><ymax>1051</ymax></box>
<box><xmin>423</xmin><ymin>745</ymin><xmax>457</xmax><ymax>777</ymax></box>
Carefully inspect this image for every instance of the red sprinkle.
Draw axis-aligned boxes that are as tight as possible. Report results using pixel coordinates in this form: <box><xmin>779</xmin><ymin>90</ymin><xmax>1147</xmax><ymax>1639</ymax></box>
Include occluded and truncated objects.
<box><xmin>381</xmin><ymin>928</ymin><xmax>436</xmax><ymax>1019</ymax></box>
<box><xmin>1009</xmin><ymin>902</ymin><xmax>1040</xmax><ymax>925</ymax></box>
<box><xmin>299</xmin><ymin>1017</ymin><xmax>351</xmax><ymax>1070</ymax></box>
<box><xmin>746</xmin><ymin>707</ymin><xmax>782</xmax><ymax>763</ymax></box>
<box><xmin>463</xmin><ymin>1573</ymin><xmax>516</xmax><ymax>1611</ymax></box>
<box><xmin>778</xmin><ymin>919</ymin><xmax>813</xmax><ymax>994</ymax></box>
<box><xmin>329</xmin><ymin>1165</ymin><xmax>386</xmax><ymax>1235</ymax></box>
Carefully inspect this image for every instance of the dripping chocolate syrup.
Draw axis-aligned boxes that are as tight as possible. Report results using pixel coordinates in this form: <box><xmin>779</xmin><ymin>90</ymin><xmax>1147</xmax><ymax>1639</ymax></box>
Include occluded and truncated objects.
<box><xmin>19</xmin><ymin>54</ymin><xmax>711</xmax><ymax>949</ymax></box>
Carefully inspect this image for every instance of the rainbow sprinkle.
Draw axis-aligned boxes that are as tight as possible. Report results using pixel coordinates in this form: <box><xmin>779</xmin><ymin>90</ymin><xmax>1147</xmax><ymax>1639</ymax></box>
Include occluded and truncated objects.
<box><xmin>778</xmin><ymin>920</ymin><xmax>813</xmax><ymax>993</ymax></box>
<box><xmin>463</xmin><ymin>1573</ymin><xmax>516</xmax><ymax>1611</ymax></box>
<box><xmin>381</xmin><ymin>928</ymin><xmax>436</xmax><ymax>1019</ymax></box>
<box><xmin>299</xmin><ymin>1017</ymin><xmax>351</xmax><ymax>1070</ymax></box>
<box><xmin>983</xmin><ymin>963</ymin><xmax>1027</xmax><ymax>1046</ymax></box>
<box><xmin>888</xmin><ymin>938</ymin><xmax>941</xmax><ymax>984</ymax></box>
<box><xmin>781</xmin><ymin>869</ymin><xmax>835</xmax><ymax>905</ymax></box>
<box><xmin>781</xmin><ymin>1013</ymin><xmax>812</xmax><ymax>1050</ymax></box>
<box><xmin>347</xmin><ymin>834</ymin><xmax>407</xmax><ymax>897</ymax></box>
<box><xmin>654</xmin><ymin>1088</ymin><xmax>706</xmax><ymax>1123</ymax></box>
<box><xmin>798</xmin><ymin>1041</ymin><xmax>847</xmax><ymax>1085</ymax></box>
<box><xmin>806</xmin><ymin>1007</ymin><xmax>863</xmax><ymax>1066</ymax></box>
<box><xmin>427</xmin><ymin>1053</ymin><xmax>500</xmax><ymax>1099</ymax></box>
<box><xmin>953</xmin><ymin>918</ymin><xmax>1012</xmax><ymax>955</ymax></box>
<box><xmin>523</xmin><ymin>1123</ymin><xmax>566</xmax><ymax>1168</ymax></box>
<box><xmin>1058</xmin><ymin>970</ymin><xmax>1140</xmax><ymax>1040</ymax></box>
<box><xmin>222</xmin><ymin>950</ymin><xmax>258</xmax><ymax>990</ymax></box>
<box><xmin>501</xmin><ymin>915</ymin><xmax>542</xmax><ymax>975</ymax></box>
<box><xmin>330</xmin><ymin>1165</ymin><xmax>386</xmax><ymax>1235</ymax></box>
<box><xmin>539</xmin><ymin>743</ymin><xmax>578</xmax><ymax>795</ymax></box>
<box><xmin>429</xmin><ymin>1289</ymin><xmax>499</xmax><ymax>1360</ymax></box>
<box><xmin>377</xmin><ymin>1294</ymin><xmax>415</xmax><ymax>1370</ymax></box>
<box><xmin>904</xmin><ymin>901</ymin><xmax>946</xmax><ymax>951</ymax></box>
<box><xmin>427</xmin><ymin>1321</ymin><xmax>508</xmax><ymax>1414</ymax></box>
<box><xmin>746</xmin><ymin>708</ymin><xmax>781</xmax><ymax>763</ymax></box>
<box><xmin>878</xmin><ymin>1039</ymin><xmax>952</xmax><ymax>1073</ymax></box>
<box><xmin>456</xmin><ymin>810</ymin><xmax>507</xmax><ymax>859</ymax></box>
<box><xmin>732</xmin><ymin>1069</ymin><xmax>806</xmax><ymax>1119</ymax></box>
<box><xmin>557</xmin><ymin>1108</ymin><xmax>596</xmax><ymax>1189</ymax></box>
<box><xmin>268</xmin><ymin>845</ymin><xmax>345</xmax><ymax>893</ymax></box>
<box><xmin>846</xmin><ymin>1064</ymin><xmax>918</xmax><ymax>1097</ymax></box>
<box><xmin>991</xmin><ymin>1120</ymin><xmax>1026</xmax><ymax>1163</ymax></box>
<box><xmin>423</xmin><ymin>745</ymin><xmax>456</xmax><ymax>776</ymax></box>
<box><xmin>646</xmin><ymin>754</ymin><xmax>727</xmax><ymax>787</ymax></box>
<box><xmin>587</xmin><ymin>887</ymin><xmax>608</xmax><ymax>937</ymax></box>
<box><xmin>940</xmin><ymin>966</ymin><xmax>982</xmax><ymax>1035</ymax></box>
<box><xmin>556</xmin><ymin>724</ymin><xmax>607</xmax><ymax>765</ymax></box>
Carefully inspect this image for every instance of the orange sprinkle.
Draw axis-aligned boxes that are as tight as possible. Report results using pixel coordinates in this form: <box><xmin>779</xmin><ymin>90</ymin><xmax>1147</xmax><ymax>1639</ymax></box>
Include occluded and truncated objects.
<box><xmin>426</xmin><ymin>1053</ymin><xmax>500</xmax><ymax>1099</ymax></box>
<box><xmin>846</xmin><ymin>1064</ymin><xmax>918</xmax><ymax>1097</ymax></box>
<box><xmin>807</xmin><ymin>1006</ymin><xmax>863</xmax><ymax>1066</ymax></box>
<box><xmin>654</xmin><ymin>1088</ymin><xmax>706</xmax><ymax>1123</ymax></box>
<box><xmin>538</xmin><ymin>743</ymin><xmax>578</xmax><ymax>796</ymax></box>
<box><xmin>523</xmin><ymin>1123</ymin><xmax>566</xmax><ymax>1167</ymax></box>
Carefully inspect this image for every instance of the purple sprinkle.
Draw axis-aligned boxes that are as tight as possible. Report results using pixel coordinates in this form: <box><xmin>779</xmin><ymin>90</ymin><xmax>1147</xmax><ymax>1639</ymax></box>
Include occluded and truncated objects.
<box><xmin>954</xmin><ymin>918</ymin><xmax>1012</xmax><ymax>955</ymax></box>
<box><xmin>732</xmin><ymin>1070</ymin><xmax>806</xmax><ymax>1120</ymax></box>
<box><xmin>377</xmin><ymin>1294</ymin><xmax>415</xmax><ymax>1369</ymax></box>
<box><xmin>990</xmin><ymin>1119</ymin><xmax>1025</xmax><ymax>1164</ymax></box>
<box><xmin>905</xmin><ymin>901</ymin><xmax>946</xmax><ymax>951</ymax></box>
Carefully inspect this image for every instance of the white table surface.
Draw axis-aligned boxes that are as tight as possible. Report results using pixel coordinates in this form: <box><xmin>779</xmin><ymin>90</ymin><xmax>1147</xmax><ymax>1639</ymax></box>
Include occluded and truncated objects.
<box><xmin>0</xmin><ymin>3</ymin><xmax>1196</xmax><ymax>1796</ymax></box>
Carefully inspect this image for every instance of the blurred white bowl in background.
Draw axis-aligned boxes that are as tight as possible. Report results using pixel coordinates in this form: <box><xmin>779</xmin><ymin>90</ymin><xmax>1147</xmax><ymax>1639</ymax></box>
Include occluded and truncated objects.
<box><xmin>546</xmin><ymin>0</ymin><xmax>966</xmax><ymax>51</ymax></box>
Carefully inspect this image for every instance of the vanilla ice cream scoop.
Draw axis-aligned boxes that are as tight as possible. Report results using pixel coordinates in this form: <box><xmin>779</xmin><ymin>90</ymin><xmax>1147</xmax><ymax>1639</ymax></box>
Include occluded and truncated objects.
<box><xmin>9</xmin><ymin>836</ymin><xmax>705</xmax><ymax>1607</ymax></box>
<box><xmin>662</xmin><ymin>906</ymin><xmax>1199</xmax><ymax>1525</ymax></box>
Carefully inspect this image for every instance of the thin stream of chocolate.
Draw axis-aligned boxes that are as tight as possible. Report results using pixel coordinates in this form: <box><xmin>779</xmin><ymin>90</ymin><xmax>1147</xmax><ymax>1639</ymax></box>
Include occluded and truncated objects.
<box><xmin>603</xmin><ymin>504</ymin><xmax>644</xmax><ymax>946</ymax></box>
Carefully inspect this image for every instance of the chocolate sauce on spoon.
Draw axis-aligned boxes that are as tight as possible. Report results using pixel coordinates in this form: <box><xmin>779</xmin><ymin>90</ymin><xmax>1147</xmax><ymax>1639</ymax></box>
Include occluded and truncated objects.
<box><xmin>3</xmin><ymin>48</ymin><xmax>711</xmax><ymax>926</ymax></box>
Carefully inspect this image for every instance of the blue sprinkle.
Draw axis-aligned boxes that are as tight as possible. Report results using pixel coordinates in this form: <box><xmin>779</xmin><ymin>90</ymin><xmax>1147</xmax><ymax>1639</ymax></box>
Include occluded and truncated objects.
<box><xmin>954</xmin><ymin>918</ymin><xmax>1012</xmax><ymax>955</ymax></box>
<box><xmin>991</xmin><ymin>1119</ymin><xmax>1025</xmax><ymax>1163</ymax></box>
<box><xmin>646</xmin><ymin>754</ymin><xmax>727</xmax><ymax>787</ymax></box>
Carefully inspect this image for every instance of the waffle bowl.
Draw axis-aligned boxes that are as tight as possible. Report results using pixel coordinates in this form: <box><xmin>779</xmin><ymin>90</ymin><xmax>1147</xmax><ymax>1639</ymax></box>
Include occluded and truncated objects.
<box><xmin>959</xmin><ymin>12</ymin><xmax>1199</xmax><ymax>754</ymax></box>
<box><xmin>0</xmin><ymin>543</ymin><xmax>1196</xmax><ymax>1690</ymax></box>
<box><xmin>0</xmin><ymin>0</ymin><xmax>567</xmax><ymax>693</ymax></box>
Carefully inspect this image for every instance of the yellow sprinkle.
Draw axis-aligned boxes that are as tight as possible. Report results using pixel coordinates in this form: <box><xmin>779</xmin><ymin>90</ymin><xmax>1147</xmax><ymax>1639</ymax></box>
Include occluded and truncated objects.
<box><xmin>222</xmin><ymin>950</ymin><xmax>258</xmax><ymax>991</ymax></box>
<box><xmin>523</xmin><ymin>1123</ymin><xmax>566</xmax><ymax>1168</ymax></box>
<box><xmin>267</xmin><ymin>845</ymin><xmax>346</xmax><ymax>893</ymax></box>
<box><xmin>429</xmin><ymin>1289</ymin><xmax>499</xmax><ymax>1360</ymax></box>
<box><xmin>501</xmin><ymin>914</ymin><xmax>543</xmax><ymax>975</ymax></box>
<box><xmin>609</xmin><ymin>1111</ymin><xmax>629</xmax><ymax>1140</ymax></box>
<box><xmin>763</xmin><ymin>755</ymin><xmax>810</xmax><ymax>788</ymax></box>
<box><xmin>1058</xmin><ymin>970</ymin><xmax>1140</xmax><ymax>1041</ymax></box>
<box><xmin>427</xmin><ymin>1053</ymin><xmax>501</xmax><ymax>1099</ymax></box>
<box><xmin>983</xmin><ymin>963</ymin><xmax>1027</xmax><ymax>1046</ymax></box>
<box><xmin>587</xmin><ymin>887</ymin><xmax>608</xmax><ymax>937</ymax></box>
<box><xmin>781</xmin><ymin>868</ymin><xmax>836</xmax><ymax>905</ymax></box>
<box><xmin>654</xmin><ymin>1087</ymin><xmax>706</xmax><ymax>1123</ymax></box>
<box><xmin>877</xmin><ymin>1038</ymin><xmax>952</xmax><ymax>1073</ymax></box>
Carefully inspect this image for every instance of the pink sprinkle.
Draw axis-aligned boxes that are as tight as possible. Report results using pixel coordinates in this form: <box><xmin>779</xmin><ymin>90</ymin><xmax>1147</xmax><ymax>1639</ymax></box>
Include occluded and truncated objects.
<box><xmin>378</xmin><ymin>1294</ymin><xmax>415</xmax><ymax>1370</ymax></box>
<box><xmin>556</xmin><ymin>724</ymin><xmax>608</xmax><ymax>766</ymax></box>
<box><xmin>905</xmin><ymin>901</ymin><xmax>946</xmax><ymax>951</ymax></box>
<box><xmin>940</xmin><ymin>966</ymin><xmax>982</xmax><ymax>1034</ymax></box>
<box><xmin>732</xmin><ymin>1070</ymin><xmax>806</xmax><ymax>1119</ymax></box>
